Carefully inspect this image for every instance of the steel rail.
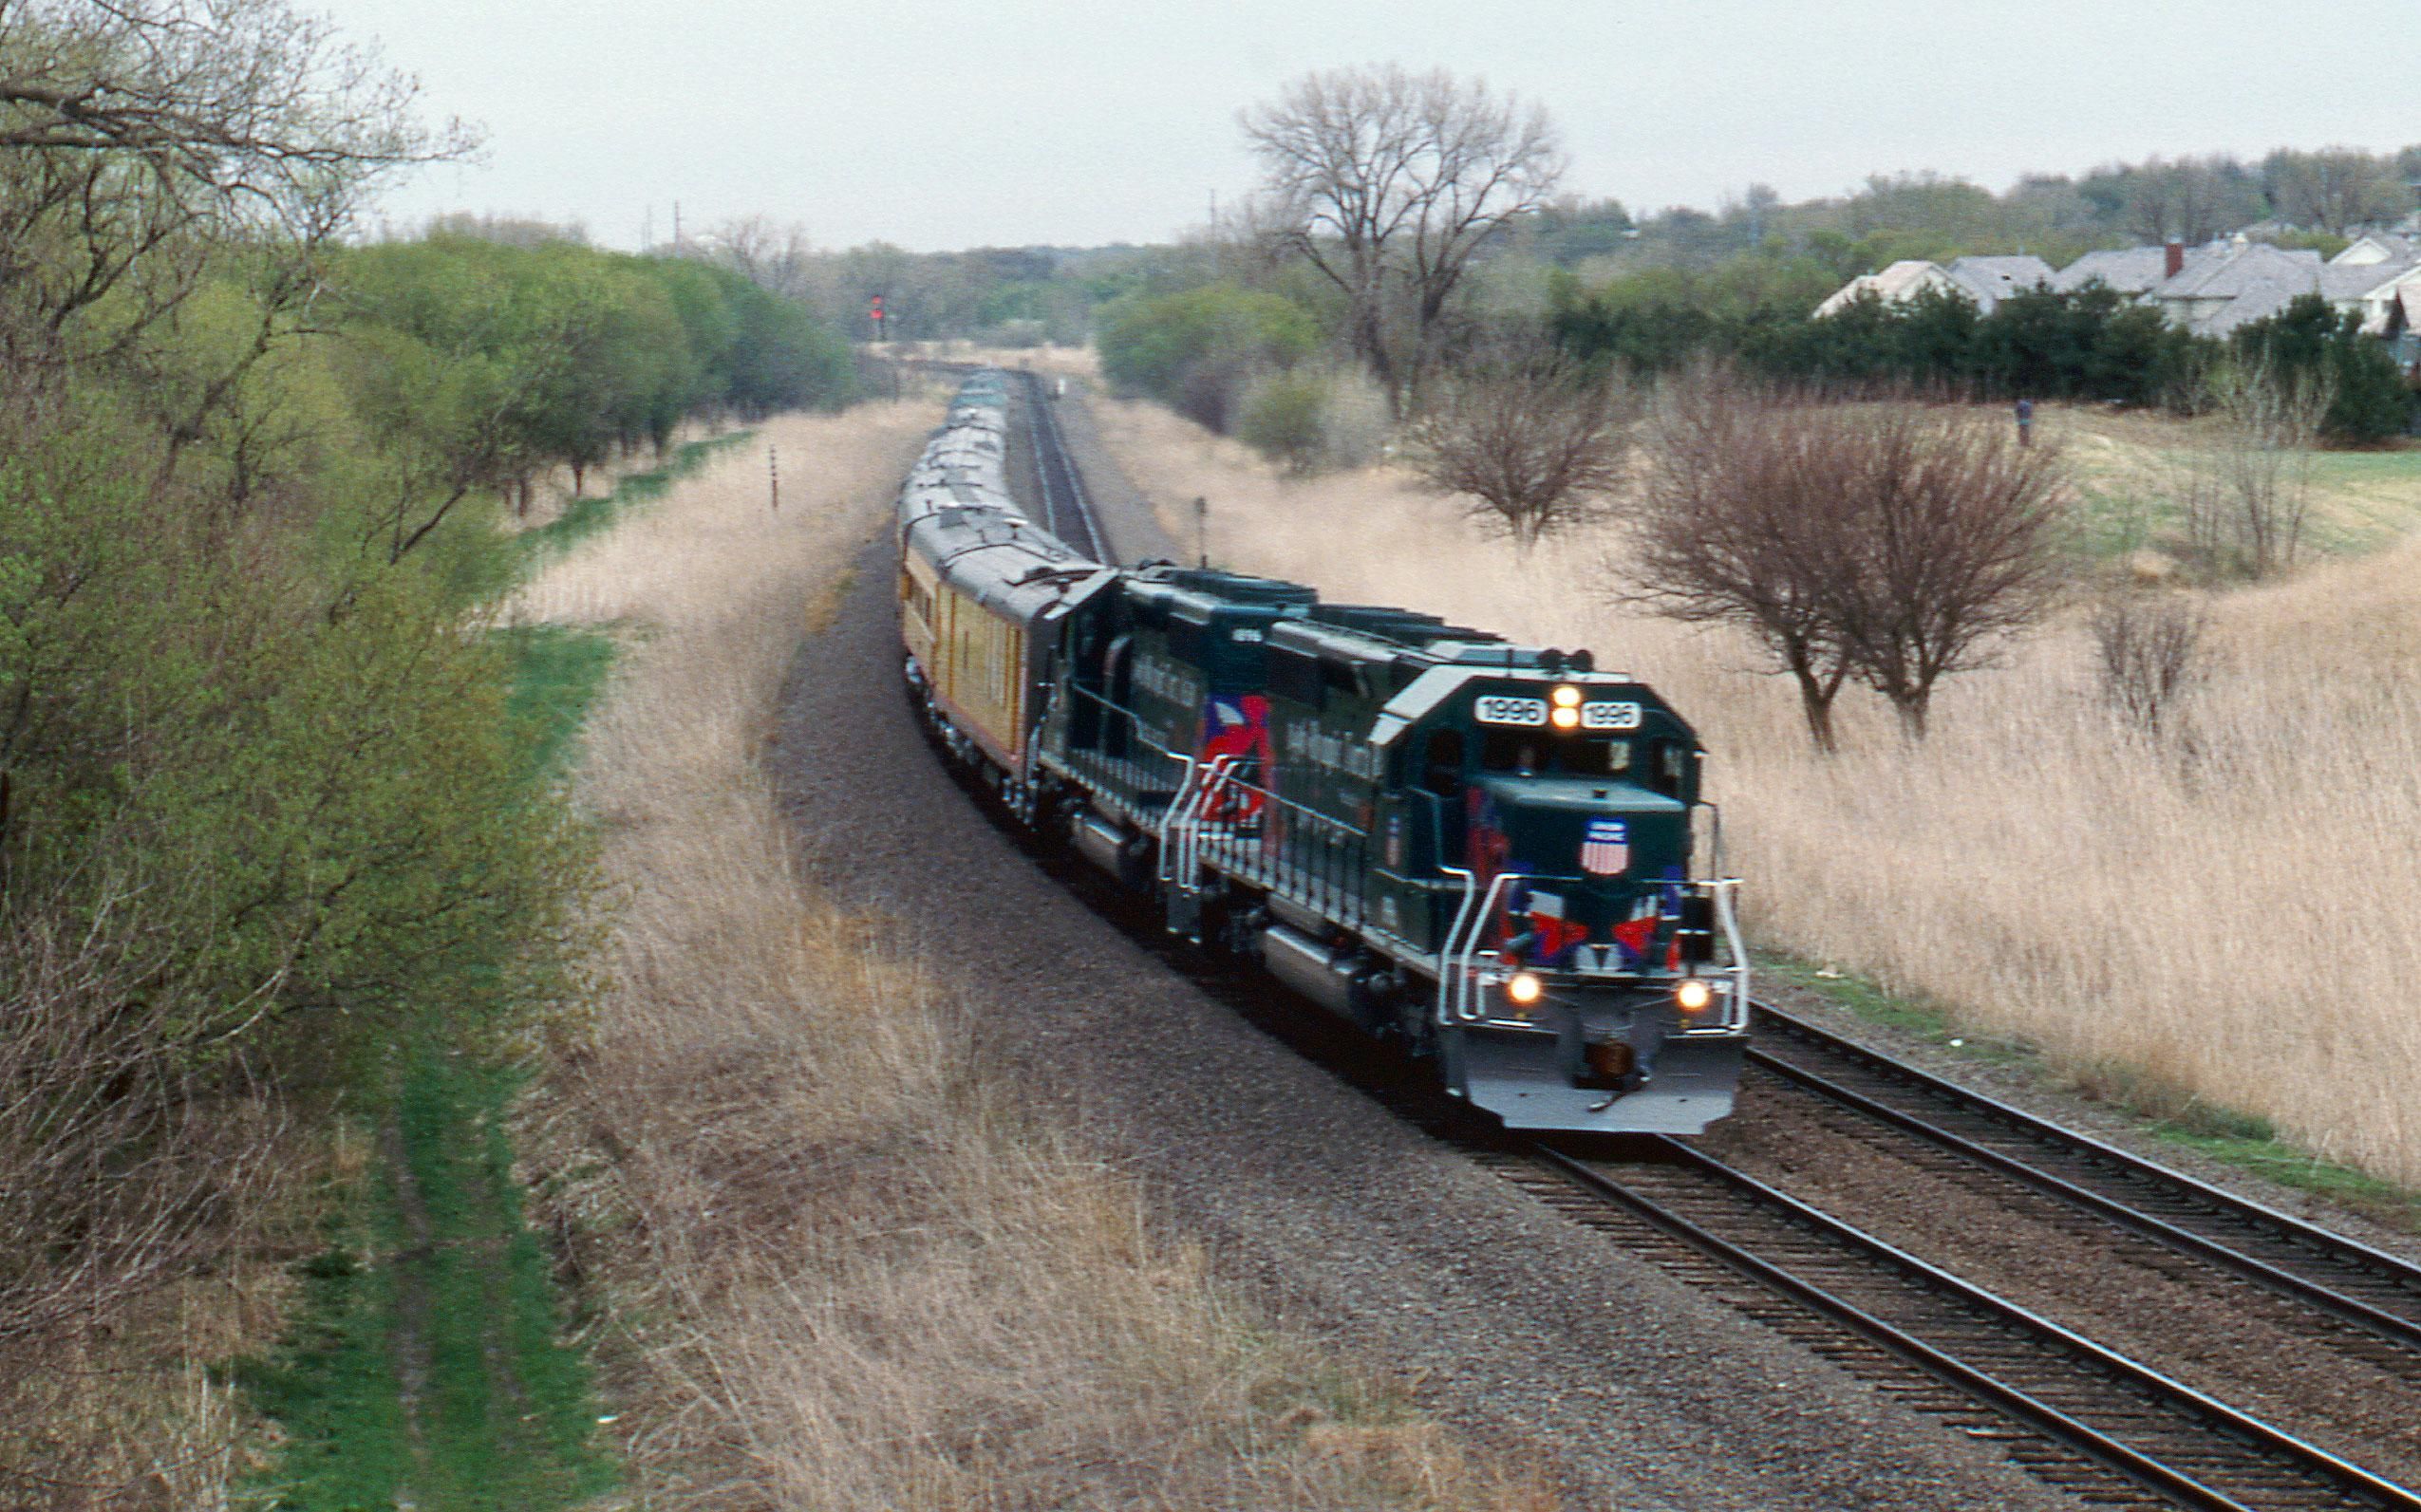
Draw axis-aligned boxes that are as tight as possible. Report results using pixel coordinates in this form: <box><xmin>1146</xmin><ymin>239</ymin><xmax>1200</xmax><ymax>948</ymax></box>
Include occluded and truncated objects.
<box><xmin>1534</xmin><ymin>1137</ymin><xmax>2421</xmax><ymax>1511</ymax></box>
<box><xmin>1748</xmin><ymin>1001</ymin><xmax>2421</xmax><ymax>1352</ymax></box>
<box><xmin>1017</xmin><ymin>369</ymin><xmax>1110</xmax><ymax>562</ymax></box>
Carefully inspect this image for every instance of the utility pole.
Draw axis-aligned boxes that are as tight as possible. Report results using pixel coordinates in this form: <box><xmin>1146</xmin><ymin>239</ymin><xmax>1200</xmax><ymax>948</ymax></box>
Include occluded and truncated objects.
<box><xmin>1193</xmin><ymin>495</ymin><xmax>1209</xmax><ymax>568</ymax></box>
<box><xmin>671</xmin><ymin>200</ymin><xmax>683</xmax><ymax>252</ymax></box>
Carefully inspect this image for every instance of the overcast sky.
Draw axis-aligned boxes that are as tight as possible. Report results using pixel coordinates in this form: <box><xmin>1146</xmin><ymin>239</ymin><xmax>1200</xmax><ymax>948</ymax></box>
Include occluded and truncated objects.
<box><xmin>314</xmin><ymin>0</ymin><xmax>2408</xmax><ymax>253</ymax></box>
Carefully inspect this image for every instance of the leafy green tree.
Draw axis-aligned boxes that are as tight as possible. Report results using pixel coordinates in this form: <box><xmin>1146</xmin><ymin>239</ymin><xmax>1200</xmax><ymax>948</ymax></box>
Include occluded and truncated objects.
<box><xmin>1097</xmin><ymin>282</ymin><xmax>1320</xmax><ymax>430</ymax></box>
<box><xmin>2233</xmin><ymin>294</ymin><xmax>2412</xmax><ymax>442</ymax></box>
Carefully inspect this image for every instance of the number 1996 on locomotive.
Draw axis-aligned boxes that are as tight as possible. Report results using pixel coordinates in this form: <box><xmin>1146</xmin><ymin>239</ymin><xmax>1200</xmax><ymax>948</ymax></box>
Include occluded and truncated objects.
<box><xmin>1474</xmin><ymin>694</ymin><xmax>1643</xmax><ymax>729</ymax></box>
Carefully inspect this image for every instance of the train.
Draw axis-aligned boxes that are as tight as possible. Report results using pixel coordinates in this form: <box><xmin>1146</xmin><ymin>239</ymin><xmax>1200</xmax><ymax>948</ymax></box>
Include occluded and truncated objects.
<box><xmin>897</xmin><ymin>371</ymin><xmax>1749</xmax><ymax>1134</ymax></box>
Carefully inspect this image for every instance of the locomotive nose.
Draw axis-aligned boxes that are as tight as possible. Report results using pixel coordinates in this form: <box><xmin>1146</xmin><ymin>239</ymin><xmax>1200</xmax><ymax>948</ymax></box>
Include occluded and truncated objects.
<box><xmin>1471</xmin><ymin>775</ymin><xmax>1691</xmax><ymax>972</ymax></box>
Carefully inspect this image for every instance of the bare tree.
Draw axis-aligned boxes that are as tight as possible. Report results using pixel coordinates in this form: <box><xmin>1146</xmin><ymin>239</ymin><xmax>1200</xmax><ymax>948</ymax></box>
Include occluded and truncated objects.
<box><xmin>0</xmin><ymin>886</ymin><xmax>285</xmax><ymax>1347</ymax></box>
<box><xmin>2092</xmin><ymin>155</ymin><xmax>2264</xmax><ymax>245</ymax></box>
<box><xmin>2091</xmin><ymin>593</ymin><xmax>2208</xmax><ymax>737</ymax></box>
<box><xmin>1410</xmin><ymin>339</ymin><xmax>1636</xmax><ymax>550</ymax></box>
<box><xmin>0</xmin><ymin>0</ymin><xmax>477</xmax><ymax>502</ymax></box>
<box><xmin>1632</xmin><ymin>371</ymin><xmax>2068</xmax><ymax>747</ymax></box>
<box><xmin>1829</xmin><ymin>405</ymin><xmax>2070</xmax><ymax>737</ymax></box>
<box><xmin>0</xmin><ymin>0</ymin><xmax>473</xmax><ymax>327</ymax></box>
<box><xmin>1240</xmin><ymin>65</ymin><xmax>1563</xmax><ymax>411</ymax></box>
<box><xmin>701</xmin><ymin>215</ymin><xmax>819</xmax><ymax>303</ymax></box>
<box><xmin>2262</xmin><ymin>147</ymin><xmax>2409</xmax><ymax>233</ymax></box>
<box><xmin>2174</xmin><ymin>356</ymin><xmax>2332</xmax><ymax>579</ymax></box>
<box><xmin>1630</xmin><ymin>369</ymin><xmax>1860</xmax><ymax>751</ymax></box>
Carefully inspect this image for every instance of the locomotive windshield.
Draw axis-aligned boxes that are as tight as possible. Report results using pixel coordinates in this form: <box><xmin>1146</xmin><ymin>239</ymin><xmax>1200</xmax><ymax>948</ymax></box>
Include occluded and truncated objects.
<box><xmin>1476</xmin><ymin>729</ymin><xmax>1689</xmax><ymax>795</ymax></box>
<box><xmin>1481</xmin><ymin>730</ymin><xmax>1632</xmax><ymax>776</ymax></box>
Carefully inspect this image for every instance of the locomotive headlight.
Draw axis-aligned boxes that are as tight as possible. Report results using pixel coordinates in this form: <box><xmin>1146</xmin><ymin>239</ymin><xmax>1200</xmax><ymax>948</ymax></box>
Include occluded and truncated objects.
<box><xmin>1550</xmin><ymin>684</ymin><xmax>1583</xmax><ymax>708</ymax></box>
<box><xmin>1506</xmin><ymin>971</ymin><xmax>1544</xmax><ymax>1006</ymax></box>
<box><xmin>1675</xmin><ymin>979</ymin><xmax>1715</xmax><ymax>1014</ymax></box>
<box><xmin>1548</xmin><ymin>704</ymin><xmax>1582</xmax><ymax>730</ymax></box>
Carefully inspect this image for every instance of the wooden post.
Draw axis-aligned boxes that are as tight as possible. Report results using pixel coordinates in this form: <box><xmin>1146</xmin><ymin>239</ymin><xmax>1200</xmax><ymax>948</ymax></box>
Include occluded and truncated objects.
<box><xmin>1193</xmin><ymin>495</ymin><xmax>1208</xmax><ymax>568</ymax></box>
<box><xmin>769</xmin><ymin>445</ymin><xmax>779</xmax><ymax>513</ymax></box>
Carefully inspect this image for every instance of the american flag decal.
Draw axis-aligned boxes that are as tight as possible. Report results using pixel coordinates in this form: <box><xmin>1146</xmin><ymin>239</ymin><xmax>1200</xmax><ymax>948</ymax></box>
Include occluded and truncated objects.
<box><xmin>1581</xmin><ymin>818</ymin><xmax>1628</xmax><ymax>876</ymax></box>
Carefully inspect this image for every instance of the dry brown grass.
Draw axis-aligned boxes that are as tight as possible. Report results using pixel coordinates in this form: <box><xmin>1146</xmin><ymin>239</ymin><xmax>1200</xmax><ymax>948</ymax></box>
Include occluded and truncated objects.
<box><xmin>517</xmin><ymin>401</ymin><xmax>1555</xmax><ymax>1509</ymax></box>
<box><xmin>0</xmin><ymin>1135</ymin><xmax>313</xmax><ymax>1511</ymax></box>
<box><xmin>881</xmin><ymin>340</ymin><xmax>1100</xmax><ymax>379</ymax></box>
<box><xmin>1093</xmin><ymin>393</ymin><xmax>2421</xmax><ymax>1190</ymax></box>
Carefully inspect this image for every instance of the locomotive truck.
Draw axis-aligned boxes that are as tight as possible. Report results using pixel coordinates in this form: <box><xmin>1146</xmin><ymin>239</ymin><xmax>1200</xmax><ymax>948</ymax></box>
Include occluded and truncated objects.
<box><xmin>899</xmin><ymin>374</ymin><xmax>1748</xmax><ymax>1134</ymax></box>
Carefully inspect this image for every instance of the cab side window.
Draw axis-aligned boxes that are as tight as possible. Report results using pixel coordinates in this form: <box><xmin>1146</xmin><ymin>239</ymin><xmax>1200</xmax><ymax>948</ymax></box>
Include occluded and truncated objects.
<box><xmin>1422</xmin><ymin>730</ymin><xmax>1464</xmax><ymax>796</ymax></box>
<box><xmin>1646</xmin><ymin>741</ymin><xmax>1689</xmax><ymax>797</ymax></box>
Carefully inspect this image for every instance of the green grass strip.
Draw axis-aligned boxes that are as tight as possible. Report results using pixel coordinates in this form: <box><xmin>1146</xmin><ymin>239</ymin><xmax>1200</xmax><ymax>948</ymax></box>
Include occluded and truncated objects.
<box><xmin>1756</xmin><ymin>950</ymin><xmax>2040</xmax><ymax>1069</ymax></box>
<box><xmin>520</xmin><ymin>430</ymin><xmax>754</xmax><ymax>567</ymax></box>
<box><xmin>237</xmin><ymin>628</ymin><xmax>622</xmax><ymax>1507</ymax></box>
<box><xmin>239</xmin><ymin>1052</ymin><xmax>619</xmax><ymax>1510</ymax></box>
<box><xmin>497</xmin><ymin>623</ymin><xmax>619</xmax><ymax>779</ymax></box>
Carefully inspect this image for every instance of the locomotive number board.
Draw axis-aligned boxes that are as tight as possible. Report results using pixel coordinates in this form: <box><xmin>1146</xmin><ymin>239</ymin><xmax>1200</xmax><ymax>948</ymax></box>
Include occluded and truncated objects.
<box><xmin>1473</xmin><ymin>695</ymin><xmax>1548</xmax><ymax>726</ymax></box>
<box><xmin>1581</xmin><ymin>701</ymin><xmax>1642</xmax><ymax>730</ymax></box>
<box><xmin>1473</xmin><ymin>696</ymin><xmax>1644</xmax><ymax>730</ymax></box>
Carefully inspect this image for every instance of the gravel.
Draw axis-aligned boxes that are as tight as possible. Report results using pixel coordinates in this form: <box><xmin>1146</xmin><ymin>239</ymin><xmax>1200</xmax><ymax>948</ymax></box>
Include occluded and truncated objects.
<box><xmin>769</xmin><ymin>546</ymin><xmax>2078</xmax><ymax>1511</ymax></box>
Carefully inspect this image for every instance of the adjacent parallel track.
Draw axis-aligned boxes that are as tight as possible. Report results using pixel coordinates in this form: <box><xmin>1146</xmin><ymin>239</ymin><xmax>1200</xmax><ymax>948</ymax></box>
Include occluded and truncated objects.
<box><xmin>1510</xmin><ymin>1138</ymin><xmax>2421</xmax><ymax>1511</ymax></box>
<box><xmin>1485</xmin><ymin>1003</ymin><xmax>2421</xmax><ymax>1509</ymax></box>
<box><xmin>1747</xmin><ymin>1003</ymin><xmax>2421</xmax><ymax>1356</ymax></box>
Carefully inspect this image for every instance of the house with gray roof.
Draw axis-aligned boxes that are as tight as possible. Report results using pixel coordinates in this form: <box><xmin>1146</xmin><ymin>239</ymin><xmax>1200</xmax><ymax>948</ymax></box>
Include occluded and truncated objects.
<box><xmin>2147</xmin><ymin>241</ymin><xmax>2326</xmax><ymax>337</ymax></box>
<box><xmin>1811</xmin><ymin>259</ymin><xmax>1963</xmax><ymax>318</ymax></box>
<box><xmin>2052</xmin><ymin>242</ymin><xmax>2223</xmax><ymax>295</ymax></box>
<box><xmin>1814</xmin><ymin>234</ymin><xmax>2421</xmax><ymax>354</ymax></box>
<box><xmin>2334</xmin><ymin>233</ymin><xmax>2420</xmax><ymax>267</ymax></box>
<box><xmin>1811</xmin><ymin>253</ymin><xmax>2053</xmax><ymax>319</ymax></box>
<box><xmin>2046</xmin><ymin>235</ymin><xmax>2418</xmax><ymax>338</ymax></box>
<box><xmin>1942</xmin><ymin>255</ymin><xmax>2055</xmax><ymax>311</ymax></box>
<box><xmin>2385</xmin><ymin>287</ymin><xmax>2421</xmax><ymax>376</ymax></box>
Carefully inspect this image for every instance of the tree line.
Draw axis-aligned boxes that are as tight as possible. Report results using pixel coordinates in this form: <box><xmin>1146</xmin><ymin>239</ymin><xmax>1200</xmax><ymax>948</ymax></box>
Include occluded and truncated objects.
<box><xmin>0</xmin><ymin>2</ymin><xmax>852</xmax><ymax>1485</ymax></box>
<box><xmin>1517</xmin><ymin>146</ymin><xmax>2421</xmax><ymax>279</ymax></box>
<box><xmin>343</xmin><ymin>231</ymin><xmax>854</xmax><ymax>513</ymax></box>
<box><xmin>1548</xmin><ymin>278</ymin><xmax>2411</xmax><ymax>442</ymax></box>
<box><xmin>1084</xmin><ymin>67</ymin><xmax>2415</xmax><ymax>460</ymax></box>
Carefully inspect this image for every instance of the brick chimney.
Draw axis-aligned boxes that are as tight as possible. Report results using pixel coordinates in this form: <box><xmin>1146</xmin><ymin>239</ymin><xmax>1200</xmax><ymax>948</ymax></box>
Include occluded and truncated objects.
<box><xmin>2164</xmin><ymin>239</ymin><xmax>2186</xmax><ymax>278</ymax></box>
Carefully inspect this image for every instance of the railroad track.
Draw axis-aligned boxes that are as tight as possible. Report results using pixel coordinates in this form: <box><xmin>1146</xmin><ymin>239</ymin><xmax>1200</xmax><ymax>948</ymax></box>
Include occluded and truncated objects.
<box><xmin>1476</xmin><ymin>1003</ymin><xmax>2421</xmax><ymax>1510</ymax></box>
<box><xmin>1500</xmin><ymin>1136</ymin><xmax>2419</xmax><ymax>1511</ymax></box>
<box><xmin>1747</xmin><ymin>1003</ymin><xmax>2421</xmax><ymax>1359</ymax></box>
<box><xmin>1014</xmin><ymin>368</ymin><xmax>1110</xmax><ymax>561</ymax></box>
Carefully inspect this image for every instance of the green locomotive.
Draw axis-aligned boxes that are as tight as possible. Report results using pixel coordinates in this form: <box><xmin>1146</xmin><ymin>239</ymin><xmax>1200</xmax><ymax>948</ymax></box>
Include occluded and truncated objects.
<box><xmin>901</xmin><ymin>377</ymin><xmax>1747</xmax><ymax>1134</ymax></box>
<box><xmin>1033</xmin><ymin>566</ymin><xmax>1746</xmax><ymax>1133</ymax></box>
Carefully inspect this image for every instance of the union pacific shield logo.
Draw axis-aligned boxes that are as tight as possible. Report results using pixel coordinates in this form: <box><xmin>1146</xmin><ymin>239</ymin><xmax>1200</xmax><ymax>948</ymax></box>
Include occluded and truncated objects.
<box><xmin>1580</xmin><ymin>818</ymin><xmax>1628</xmax><ymax>876</ymax></box>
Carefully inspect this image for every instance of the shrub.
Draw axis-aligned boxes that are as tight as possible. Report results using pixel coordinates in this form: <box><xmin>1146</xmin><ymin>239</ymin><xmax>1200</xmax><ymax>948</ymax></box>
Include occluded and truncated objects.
<box><xmin>1097</xmin><ymin>283</ymin><xmax>1321</xmax><ymax>431</ymax></box>
<box><xmin>1236</xmin><ymin>369</ymin><xmax>1330</xmax><ymax>472</ymax></box>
